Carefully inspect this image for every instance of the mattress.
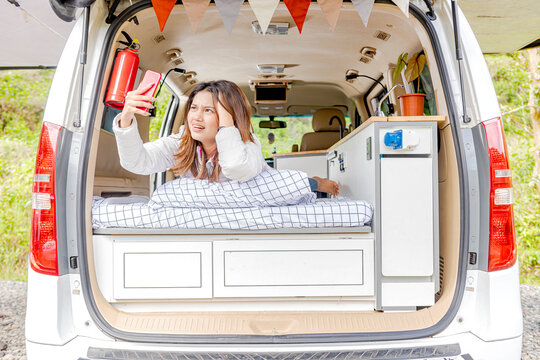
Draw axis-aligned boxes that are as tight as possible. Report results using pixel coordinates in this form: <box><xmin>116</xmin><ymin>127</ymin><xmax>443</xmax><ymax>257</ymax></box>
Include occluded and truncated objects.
<box><xmin>92</xmin><ymin>197</ymin><xmax>373</xmax><ymax>230</ymax></box>
<box><xmin>92</xmin><ymin>169</ymin><xmax>373</xmax><ymax>230</ymax></box>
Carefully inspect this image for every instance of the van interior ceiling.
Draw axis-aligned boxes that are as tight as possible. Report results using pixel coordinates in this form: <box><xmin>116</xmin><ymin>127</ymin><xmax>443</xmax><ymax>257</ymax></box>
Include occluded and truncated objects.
<box><xmin>88</xmin><ymin>2</ymin><xmax>460</xmax><ymax>336</ymax></box>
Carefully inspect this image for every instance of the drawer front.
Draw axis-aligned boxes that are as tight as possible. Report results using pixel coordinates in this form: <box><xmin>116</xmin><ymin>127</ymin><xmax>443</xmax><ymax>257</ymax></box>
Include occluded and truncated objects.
<box><xmin>213</xmin><ymin>238</ymin><xmax>374</xmax><ymax>298</ymax></box>
<box><xmin>113</xmin><ymin>241</ymin><xmax>212</xmax><ymax>300</ymax></box>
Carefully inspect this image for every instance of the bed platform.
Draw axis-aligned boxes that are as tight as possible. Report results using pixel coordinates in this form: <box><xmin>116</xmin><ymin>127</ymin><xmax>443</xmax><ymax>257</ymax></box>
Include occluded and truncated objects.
<box><xmin>92</xmin><ymin>225</ymin><xmax>372</xmax><ymax>235</ymax></box>
<box><xmin>93</xmin><ymin>232</ymin><xmax>375</xmax><ymax>303</ymax></box>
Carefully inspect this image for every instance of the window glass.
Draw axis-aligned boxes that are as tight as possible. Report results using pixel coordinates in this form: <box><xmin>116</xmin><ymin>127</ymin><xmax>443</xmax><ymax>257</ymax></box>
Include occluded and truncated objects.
<box><xmin>253</xmin><ymin>114</ymin><xmax>350</xmax><ymax>158</ymax></box>
<box><xmin>149</xmin><ymin>84</ymin><xmax>173</xmax><ymax>141</ymax></box>
<box><xmin>418</xmin><ymin>65</ymin><xmax>437</xmax><ymax>116</ymax></box>
<box><xmin>101</xmin><ymin>106</ymin><xmax>121</xmax><ymax>133</ymax></box>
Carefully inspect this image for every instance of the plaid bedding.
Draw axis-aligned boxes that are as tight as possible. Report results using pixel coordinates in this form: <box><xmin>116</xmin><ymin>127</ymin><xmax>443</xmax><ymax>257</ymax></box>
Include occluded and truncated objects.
<box><xmin>92</xmin><ymin>170</ymin><xmax>373</xmax><ymax>230</ymax></box>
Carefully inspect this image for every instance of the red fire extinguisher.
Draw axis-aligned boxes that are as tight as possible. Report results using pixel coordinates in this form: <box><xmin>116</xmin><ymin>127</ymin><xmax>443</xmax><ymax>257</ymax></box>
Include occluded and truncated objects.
<box><xmin>104</xmin><ymin>32</ymin><xmax>140</xmax><ymax>109</ymax></box>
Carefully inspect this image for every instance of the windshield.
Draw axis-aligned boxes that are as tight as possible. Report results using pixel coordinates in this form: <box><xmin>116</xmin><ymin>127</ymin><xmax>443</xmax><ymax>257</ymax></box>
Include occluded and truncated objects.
<box><xmin>252</xmin><ymin>115</ymin><xmax>350</xmax><ymax>158</ymax></box>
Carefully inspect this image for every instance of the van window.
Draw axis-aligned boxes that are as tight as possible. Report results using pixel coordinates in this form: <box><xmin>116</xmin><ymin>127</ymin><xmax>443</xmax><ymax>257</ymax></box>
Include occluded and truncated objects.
<box><xmin>149</xmin><ymin>84</ymin><xmax>174</xmax><ymax>141</ymax></box>
<box><xmin>253</xmin><ymin>114</ymin><xmax>350</xmax><ymax>157</ymax></box>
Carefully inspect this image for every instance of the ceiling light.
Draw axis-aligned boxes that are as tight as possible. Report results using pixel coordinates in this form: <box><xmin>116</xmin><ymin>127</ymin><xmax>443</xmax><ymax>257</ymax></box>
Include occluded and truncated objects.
<box><xmin>257</xmin><ymin>64</ymin><xmax>285</xmax><ymax>74</ymax></box>
<box><xmin>251</xmin><ymin>21</ymin><xmax>289</xmax><ymax>35</ymax></box>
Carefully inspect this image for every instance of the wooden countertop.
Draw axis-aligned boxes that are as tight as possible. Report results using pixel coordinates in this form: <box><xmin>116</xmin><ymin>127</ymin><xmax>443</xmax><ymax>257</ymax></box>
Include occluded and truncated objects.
<box><xmin>273</xmin><ymin>149</ymin><xmax>327</xmax><ymax>158</ymax></box>
<box><xmin>273</xmin><ymin>115</ymin><xmax>448</xmax><ymax>158</ymax></box>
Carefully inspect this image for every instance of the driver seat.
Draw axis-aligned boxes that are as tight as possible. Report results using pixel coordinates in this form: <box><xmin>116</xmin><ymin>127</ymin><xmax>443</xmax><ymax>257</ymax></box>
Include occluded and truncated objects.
<box><xmin>299</xmin><ymin>109</ymin><xmax>346</xmax><ymax>151</ymax></box>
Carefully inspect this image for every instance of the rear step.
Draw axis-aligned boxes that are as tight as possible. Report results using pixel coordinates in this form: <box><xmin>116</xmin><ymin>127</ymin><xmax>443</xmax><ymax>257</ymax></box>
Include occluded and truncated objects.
<box><xmin>84</xmin><ymin>344</ymin><xmax>463</xmax><ymax>360</ymax></box>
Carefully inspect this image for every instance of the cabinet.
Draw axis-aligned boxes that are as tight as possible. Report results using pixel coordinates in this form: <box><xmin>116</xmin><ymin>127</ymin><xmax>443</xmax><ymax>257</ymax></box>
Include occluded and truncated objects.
<box><xmin>328</xmin><ymin>119</ymin><xmax>439</xmax><ymax>310</ymax></box>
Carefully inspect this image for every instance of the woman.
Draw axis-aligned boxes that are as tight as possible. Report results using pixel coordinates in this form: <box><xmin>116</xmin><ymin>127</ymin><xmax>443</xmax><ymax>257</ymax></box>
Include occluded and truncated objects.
<box><xmin>114</xmin><ymin>79</ymin><xmax>339</xmax><ymax>195</ymax></box>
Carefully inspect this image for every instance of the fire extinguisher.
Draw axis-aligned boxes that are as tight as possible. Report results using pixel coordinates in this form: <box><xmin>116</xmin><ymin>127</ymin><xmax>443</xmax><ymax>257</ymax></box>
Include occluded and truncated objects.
<box><xmin>104</xmin><ymin>31</ymin><xmax>140</xmax><ymax>109</ymax></box>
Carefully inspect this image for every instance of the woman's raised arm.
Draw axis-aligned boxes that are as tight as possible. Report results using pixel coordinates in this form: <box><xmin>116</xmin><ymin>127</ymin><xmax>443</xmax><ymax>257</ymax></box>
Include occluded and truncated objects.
<box><xmin>112</xmin><ymin>115</ymin><xmax>183</xmax><ymax>175</ymax></box>
<box><xmin>215</xmin><ymin>126</ymin><xmax>267</xmax><ymax>182</ymax></box>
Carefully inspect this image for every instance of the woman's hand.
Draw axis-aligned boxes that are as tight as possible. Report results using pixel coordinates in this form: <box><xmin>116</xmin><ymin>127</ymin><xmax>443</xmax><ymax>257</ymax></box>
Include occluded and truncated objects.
<box><xmin>216</xmin><ymin>98</ymin><xmax>234</xmax><ymax>128</ymax></box>
<box><xmin>119</xmin><ymin>83</ymin><xmax>156</xmax><ymax>128</ymax></box>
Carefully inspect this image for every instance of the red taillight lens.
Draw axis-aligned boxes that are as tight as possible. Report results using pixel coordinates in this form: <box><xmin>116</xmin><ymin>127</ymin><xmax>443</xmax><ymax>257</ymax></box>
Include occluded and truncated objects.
<box><xmin>30</xmin><ymin>122</ymin><xmax>61</xmax><ymax>276</ymax></box>
<box><xmin>482</xmin><ymin>118</ymin><xmax>516</xmax><ymax>272</ymax></box>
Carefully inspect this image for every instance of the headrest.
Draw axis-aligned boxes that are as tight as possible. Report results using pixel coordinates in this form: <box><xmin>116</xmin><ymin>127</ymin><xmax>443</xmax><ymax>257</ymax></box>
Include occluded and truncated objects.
<box><xmin>312</xmin><ymin>108</ymin><xmax>345</xmax><ymax>132</ymax></box>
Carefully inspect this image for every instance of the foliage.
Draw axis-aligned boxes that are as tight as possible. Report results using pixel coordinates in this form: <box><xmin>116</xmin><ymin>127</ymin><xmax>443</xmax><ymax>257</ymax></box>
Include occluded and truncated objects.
<box><xmin>0</xmin><ymin>69</ymin><xmax>54</xmax><ymax>281</ymax></box>
<box><xmin>253</xmin><ymin>116</ymin><xmax>313</xmax><ymax>157</ymax></box>
<box><xmin>393</xmin><ymin>52</ymin><xmax>426</xmax><ymax>93</ymax></box>
<box><xmin>252</xmin><ymin>116</ymin><xmax>350</xmax><ymax>158</ymax></box>
<box><xmin>393</xmin><ymin>52</ymin><xmax>409</xmax><ymax>86</ymax></box>
<box><xmin>485</xmin><ymin>53</ymin><xmax>540</xmax><ymax>284</ymax></box>
<box><xmin>149</xmin><ymin>85</ymin><xmax>172</xmax><ymax>142</ymax></box>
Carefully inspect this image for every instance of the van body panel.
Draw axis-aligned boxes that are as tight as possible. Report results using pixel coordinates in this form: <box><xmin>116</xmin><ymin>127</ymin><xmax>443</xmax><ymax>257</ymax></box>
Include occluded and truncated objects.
<box><xmin>42</xmin><ymin>20</ymin><xmax>82</xmax><ymax>128</ymax></box>
<box><xmin>25</xmin><ymin>270</ymin><xmax>76</xmax><ymax>345</ymax></box>
<box><xmin>458</xmin><ymin>9</ymin><xmax>502</xmax><ymax>126</ymax></box>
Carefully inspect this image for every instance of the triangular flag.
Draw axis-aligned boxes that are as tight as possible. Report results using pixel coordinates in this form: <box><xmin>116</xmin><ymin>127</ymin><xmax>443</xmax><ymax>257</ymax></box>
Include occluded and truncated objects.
<box><xmin>151</xmin><ymin>0</ymin><xmax>177</xmax><ymax>32</ymax></box>
<box><xmin>284</xmin><ymin>0</ymin><xmax>311</xmax><ymax>33</ymax></box>
<box><xmin>351</xmin><ymin>0</ymin><xmax>375</xmax><ymax>27</ymax></box>
<box><xmin>392</xmin><ymin>0</ymin><xmax>409</xmax><ymax>17</ymax></box>
<box><xmin>215</xmin><ymin>0</ymin><xmax>244</xmax><ymax>35</ymax></box>
<box><xmin>248</xmin><ymin>0</ymin><xmax>279</xmax><ymax>35</ymax></box>
<box><xmin>183</xmin><ymin>0</ymin><xmax>211</xmax><ymax>33</ymax></box>
<box><xmin>317</xmin><ymin>0</ymin><xmax>342</xmax><ymax>31</ymax></box>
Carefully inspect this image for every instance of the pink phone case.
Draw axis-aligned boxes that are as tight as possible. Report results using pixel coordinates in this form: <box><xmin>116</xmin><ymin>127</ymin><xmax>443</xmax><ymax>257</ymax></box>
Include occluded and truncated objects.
<box><xmin>137</xmin><ymin>70</ymin><xmax>162</xmax><ymax>112</ymax></box>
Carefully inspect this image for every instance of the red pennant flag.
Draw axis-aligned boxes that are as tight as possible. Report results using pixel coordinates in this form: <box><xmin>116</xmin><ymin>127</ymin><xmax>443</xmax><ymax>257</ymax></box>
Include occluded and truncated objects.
<box><xmin>284</xmin><ymin>0</ymin><xmax>311</xmax><ymax>34</ymax></box>
<box><xmin>151</xmin><ymin>0</ymin><xmax>177</xmax><ymax>32</ymax></box>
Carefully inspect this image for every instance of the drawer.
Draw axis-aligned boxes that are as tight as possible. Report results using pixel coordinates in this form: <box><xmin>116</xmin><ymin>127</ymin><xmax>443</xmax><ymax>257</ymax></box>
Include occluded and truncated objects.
<box><xmin>213</xmin><ymin>238</ymin><xmax>374</xmax><ymax>298</ymax></box>
<box><xmin>113</xmin><ymin>241</ymin><xmax>212</xmax><ymax>300</ymax></box>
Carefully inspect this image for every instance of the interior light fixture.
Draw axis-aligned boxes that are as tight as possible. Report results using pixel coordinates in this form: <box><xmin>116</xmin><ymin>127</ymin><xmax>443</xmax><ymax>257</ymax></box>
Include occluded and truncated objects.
<box><xmin>251</xmin><ymin>21</ymin><xmax>289</xmax><ymax>35</ymax></box>
<box><xmin>257</xmin><ymin>64</ymin><xmax>285</xmax><ymax>74</ymax></box>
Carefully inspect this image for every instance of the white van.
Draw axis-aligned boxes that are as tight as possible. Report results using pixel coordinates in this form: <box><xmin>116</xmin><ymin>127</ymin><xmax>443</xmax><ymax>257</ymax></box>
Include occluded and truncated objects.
<box><xmin>24</xmin><ymin>0</ymin><xmax>523</xmax><ymax>359</ymax></box>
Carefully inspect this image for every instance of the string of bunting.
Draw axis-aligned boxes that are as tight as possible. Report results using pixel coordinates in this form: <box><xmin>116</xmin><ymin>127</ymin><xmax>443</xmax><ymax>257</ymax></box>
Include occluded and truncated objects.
<box><xmin>151</xmin><ymin>0</ymin><xmax>409</xmax><ymax>34</ymax></box>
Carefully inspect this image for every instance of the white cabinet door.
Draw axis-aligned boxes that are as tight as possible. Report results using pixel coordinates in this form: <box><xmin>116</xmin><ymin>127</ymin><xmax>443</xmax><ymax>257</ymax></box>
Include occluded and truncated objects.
<box><xmin>380</xmin><ymin>157</ymin><xmax>433</xmax><ymax>277</ymax></box>
<box><xmin>113</xmin><ymin>241</ymin><xmax>212</xmax><ymax>300</ymax></box>
<box><xmin>213</xmin><ymin>238</ymin><xmax>374</xmax><ymax>298</ymax></box>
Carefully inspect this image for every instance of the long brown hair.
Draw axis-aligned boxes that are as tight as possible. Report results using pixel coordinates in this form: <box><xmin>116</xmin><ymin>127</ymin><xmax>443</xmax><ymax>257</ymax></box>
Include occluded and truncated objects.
<box><xmin>171</xmin><ymin>80</ymin><xmax>254</xmax><ymax>182</ymax></box>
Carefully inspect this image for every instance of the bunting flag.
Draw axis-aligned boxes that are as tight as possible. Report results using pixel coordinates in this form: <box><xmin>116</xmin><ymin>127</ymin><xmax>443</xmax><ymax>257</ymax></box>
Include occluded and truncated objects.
<box><xmin>351</xmin><ymin>0</ymin><xmax>375</xmax><ymax>27</ymax></box>
<box><xmin>248</xmin><ymin>0</ymin><xmax>279</xmax><ymax>35</ymax></box>
<box><xmin>183</xmin><ymin>0</ymin><xmax>211</xmax><ymax>33</ymax></box>
<box><xmin>215</xmin><ymin>0</ymin><xmax>244</xmax><ymax>35</ymax></box>
<box><xmin>392</xmin><ymin>0</ymin><xmax>409</xmax><ymax>17</ymax></box>
<box><xmin>149</xmin><ymin>0</ymin><xmax>409</xmax><ymax>34</ymax></box>
<box><xmin>151</xmin><ymin>0</ymin><xmax>177</xmax><ymax>32</ymax></box>
<box><xmin>317</xmin><ymin>0</ymin><xmax>342</xmax><ymax>31</ymax></box>
<box><xmin>283</xmin><ymin>0</ymin><xmax>311</xmax><ymax>34</ymax></box>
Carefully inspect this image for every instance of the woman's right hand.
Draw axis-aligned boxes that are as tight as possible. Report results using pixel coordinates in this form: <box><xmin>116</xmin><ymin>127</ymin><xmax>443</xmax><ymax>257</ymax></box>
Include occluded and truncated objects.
<box><xmin>119</xmin><ymin>83</ymin><xmax>156</xmax><ymax>128</ymax></box>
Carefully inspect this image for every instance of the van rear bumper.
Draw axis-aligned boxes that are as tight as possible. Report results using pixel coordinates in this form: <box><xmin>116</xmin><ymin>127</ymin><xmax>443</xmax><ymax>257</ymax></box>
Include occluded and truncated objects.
<box><xmin>26</xmin><ymin>332</ymin><xmax>522</xmax><ymax>360</ymax></box>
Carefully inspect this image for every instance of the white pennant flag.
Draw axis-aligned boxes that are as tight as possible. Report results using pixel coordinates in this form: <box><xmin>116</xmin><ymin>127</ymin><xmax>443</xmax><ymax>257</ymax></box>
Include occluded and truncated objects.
<box><xmin>248</xmin><ymin>0</ymin><xmax>279</xmax><ymax>34</ymax></box>
<box><xmin>392</xmin><ymin>0</ymin><xmax>409</xmax><ymax>18</ymax></box>
<box><xmin>351</xmin><ymin>0</ymin><xmax>375</xmax><ymax>27</ymax></box>
<box><xmin>215</xmin><ymin>0</ymin><xmax>244</xmax><ymax>35</ymax></box>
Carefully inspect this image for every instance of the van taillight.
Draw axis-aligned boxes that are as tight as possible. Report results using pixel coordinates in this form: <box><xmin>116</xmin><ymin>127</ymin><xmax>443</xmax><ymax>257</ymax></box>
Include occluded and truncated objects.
<box><xmin>30</xmin><ymin>122</ymin><xmax>61</xmax><ymax>276</ymax></box>
<box><xmin>482</xmin><ymin>118</ymin><xmax>516</xmax><ymax>272</ymax></box>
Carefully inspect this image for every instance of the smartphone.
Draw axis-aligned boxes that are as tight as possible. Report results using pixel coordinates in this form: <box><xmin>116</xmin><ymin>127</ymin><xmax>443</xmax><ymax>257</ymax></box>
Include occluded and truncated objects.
<box><xmin>136</xmin><ymin>70</ymin><xmax>162</xmax><ymax>112</ymax></box>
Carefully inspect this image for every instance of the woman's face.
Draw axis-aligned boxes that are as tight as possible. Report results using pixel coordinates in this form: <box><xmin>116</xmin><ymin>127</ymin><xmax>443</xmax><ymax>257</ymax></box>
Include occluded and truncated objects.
<box><xmin>187</xmin><ymin>90</ymin><xmax>219</xmax><ymax>146</ymax></box>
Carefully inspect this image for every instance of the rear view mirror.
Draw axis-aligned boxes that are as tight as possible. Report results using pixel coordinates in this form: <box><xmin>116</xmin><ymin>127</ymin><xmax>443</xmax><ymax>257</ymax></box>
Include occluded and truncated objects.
<box><xmin>259</xmin><ymin>120</ymin><xmax>287</xmax><ymax>129</ymax></box>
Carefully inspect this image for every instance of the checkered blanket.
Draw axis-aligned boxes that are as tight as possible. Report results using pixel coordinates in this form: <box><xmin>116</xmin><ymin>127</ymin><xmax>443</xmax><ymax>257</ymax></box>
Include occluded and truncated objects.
<box><xmin>92</xmin><ymin>170</ymin><xmax>373</xmax><ymax>230</ymax></box>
